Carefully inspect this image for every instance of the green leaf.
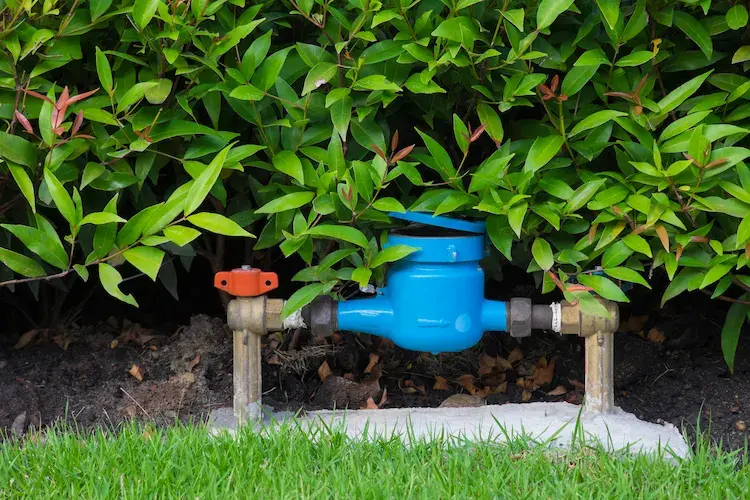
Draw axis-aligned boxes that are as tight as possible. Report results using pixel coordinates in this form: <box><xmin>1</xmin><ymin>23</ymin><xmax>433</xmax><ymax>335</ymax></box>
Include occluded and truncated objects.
<box><xmin>453</xmin><ymin>114</ymin><xmax>469</xmax><ymax>154</ymax></box>
<box><xmin>0</xmin><ymin>247</ymin><xmax>45</xmax><ymax>277</ymax></box>
<box><xmin>163</xmin><ymin>225</ymin><xmax>201</xmax><ymax>247</ymax></box>
<box><xmin>502</xmin><ymin>9</ymin><xmax>525</xmax><ymax>31</ymax></box>
<box><xmin>370</xmin><ymin>244</ymin><xmax>419</xmax><ymax>268</ymax></box>
<box><xmin>574</xmin><ymin>49</ymin><xmax>610</xmax><ymax>67</ymax></box>
<box><xmin>738</xmin><ymin>217</ymin><xmax>750</xmax><ymax>244</ymax></box>
<box><xmin>272</xmin><ymin>150</ymin><xmax>305</xmax><ymax>185</ymax></box>
<box><xmin>229</xmin><ymin>84</ymin><xmax>265</xmax><ymax>101</ymax></box>
<box><xmin>722</xmin><ymin>299</ymin><xmax>748</xmax><ymax>372</ymax></box>
<box><xmin>184</xmin><ymin>145</ymin><xmax>232</xmax><ymax>216</ymax></box>
<box><xmin>536</xmin><ymin>0</ymin><xmax>575</xmax><ymax>29</ymax></box>
<box><xmin>654</xmin><ymin>70</ymin><xmax>712</xmax><ymax>117</ymax></box>
<box><xmin>373</xmin><ymin>198</ymin><xmax>406</xmax><ymax>213</ymax></box>
<box><xmin>352</xmin><ymin>267</ymin><xmax>372</xmax><ymax>287</ymax></box>
<box><xmin>602</xmin><ymin>241</ymin><xmax>633</xmax><ymax>268</ymax></box>
<box><xmin>251</xmin><ymin>47</ymin><xmax>293</xmax><ymax>92</ymax></box>
<box><xmin>578</xmin><ymin>274</ymin><xmax>630</xmax><ymax>302</ymax></box>
<box><xmin>281</xmin><ymin>282</ymin><xmax>335</xmax><ymax>320</ymax></box>
<box><xmin>302</xmin><ymin>62</ymin><xmax>338</xmax><ymax>95</ymax></box>
<box><xmin>328</xmin><ymin>133</ymin><xmax>346</xmax><ymax>178</ymax></box>
<box><xmin>561</xmin><ymin>65</ymin><xmax>598</xmax><ymax>96</ymax></box>
<box><xmin>98</xmin><ymin>263</ymin><xmax>138</xmax><ymax>307</ymax></box>
<box><xmin>330</xmin><ymin>96</ymin><xmax>352</xmax><ymax>141</ymax></box>
<box><xmin>476</xmin><ymin>103</ymin><xmax>504</xmax><ymax>144</ymax></box>
<box><xmin>133</xmin><ymin>0</ymin><xmax>159</xmax><ymax>29</ymax></box>
<box><xmin>727</xmin><ymin>5</ymin><xmax>749</xmax><ymax>30</ymax></box>
<box><xmin>123</xmin><ymin>246</ymin><xmax>164</xmax><ymax>281</ymax></box>
<box><xmin>524</xmin><ymin>135</ymin><xmax>564</xmax><ymax>173</ymax></box>
<box><xmin>595</xmin><ymin>0</ymin><xmax>619</xmax><ymax>30</ymax></box>
<box><xmin>673</xmin><ymin>10</ymin><xmax>713</xmax><ymax>59</ymax></box>
<box><xmin>79</xmin><ymin>212</ymin><xmax>126</xmax><ymax>226</ymax></box>
<box><xmin>615</xmin><ymin>51</ymin><xmax>654</xmax><ymax>67</ymax></box>
<box><xmin>700</xmin><ymin>263</ymin><xmax>733</xmax><ymax>289</ymax></box>
<box><xmin>661</xmin><ymin>269</ymin><xmax>697</xmax><ymax>307</ymax></box>
<box><xmin>0</xmin><ymin>131</ymin><xmax>37</xmax><ymax>167</ymax></box>
<box><xmin>44</xmin><ymin>169</ymin><xmax>77</xmax><ymax>227</ymax></box>
<box><xmin>90</xmin><ymin>0</ymin><xmax>112</xmax><ymax>21</ymax></box>
<box><xmin>7</xmin><ymin>162</ymin><xmax>35</xmax><ymax>213</ymax></box>
<box><xmin>603</xmin><ymin>267</ymin><xmax>651</xmax><ymax>289</ymax></box>
<box><xmin>623</xmin><ymin>233</ymin><xmax>652</xmax><ymax>257</ymax></box>
<box><xmin>431</xmin><ymin>16</ymin><xmax>480</xmax><ymax>48</ymax></box>
<box><xmin>305</xmin><ymin>225</ymin><xmax>369</xmax><ymax>248</ymax></box>
<box><xmin>95</xmin><ymin>48</ymin><xmax>113</xmax><ymax>93</ymax></box>
<box><xmin>2</xmin><ymin>224</ymin><xmax>67</xmax><ymax>270</ymax></box>
<box><xmin>508</xmin><ymin>202</ymin><xmax>527</xmax><ymax>238</ymax></box>
<box><xmin>733</xmin><ymin>46</ymin><xmax>750</xmax><ymax>64</ymax></box>
<box><xmin>256</xmin><ymin>191</ymin><xmax>315</xmax><ymax>214</ymax></box>
<box><xmin>531</xmin><ymin>237</ymin><xmax>554</xmax><ymax>271</ymax></box>
<box><xmin>187</xmin><ymin>213</ymin><xmax>254</xmax><ymax>237</ymax></box>
<box><xmin>415</xmin><ymin>129</ymin><xmax>456</xmax><ymax>181</ymax></box>
<box><xmin>565</xmin><ymin>180</ymin><xmax>604</xmax><ymax>213</ymax></box>
<box><xmin>354</xmin><ymin>75</ymin><xmax>401</xmax><ymax>92</ymax></box>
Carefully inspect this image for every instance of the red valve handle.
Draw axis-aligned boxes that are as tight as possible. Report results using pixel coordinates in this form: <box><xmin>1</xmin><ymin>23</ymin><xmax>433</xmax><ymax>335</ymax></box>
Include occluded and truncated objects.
<box><xmin>214</xmin><ymin>267</ymin><xmax>279</xmax><ymax>297</ymax></box>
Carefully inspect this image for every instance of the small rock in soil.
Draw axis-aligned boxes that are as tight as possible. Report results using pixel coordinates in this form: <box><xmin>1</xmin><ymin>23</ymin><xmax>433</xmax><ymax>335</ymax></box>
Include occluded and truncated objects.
<box><xmin>439</xmin><ymin>394</ymin><xmax>486</xmax><ymax>408</ymax></box>
<box><xmin>11</xmin><ymin>411</ymin><xmax>26</xmax><ymax>436</ymax></box>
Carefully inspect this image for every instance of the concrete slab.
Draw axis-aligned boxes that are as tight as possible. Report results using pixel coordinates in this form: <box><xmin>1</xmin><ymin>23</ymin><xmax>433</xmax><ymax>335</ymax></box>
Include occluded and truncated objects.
<box><xmin>209</xmin><ymin>402</ymin><xmax>689</xmax><ymax>459</ymax></box>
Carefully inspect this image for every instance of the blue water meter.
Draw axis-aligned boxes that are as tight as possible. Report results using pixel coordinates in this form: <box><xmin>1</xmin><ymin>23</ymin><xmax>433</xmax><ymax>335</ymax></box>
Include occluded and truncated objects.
<box><xmin>336</xmin><ymin>212</ymin><xmax>509</xmax><ymax>353</ymax></box>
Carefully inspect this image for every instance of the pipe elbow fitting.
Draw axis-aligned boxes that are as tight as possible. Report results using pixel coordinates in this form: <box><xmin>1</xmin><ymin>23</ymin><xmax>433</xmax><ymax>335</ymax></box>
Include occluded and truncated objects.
<box><xmin>301</xmin><ymin>296</ymin><xmax>338</xmax><ymax>337</ymax></box>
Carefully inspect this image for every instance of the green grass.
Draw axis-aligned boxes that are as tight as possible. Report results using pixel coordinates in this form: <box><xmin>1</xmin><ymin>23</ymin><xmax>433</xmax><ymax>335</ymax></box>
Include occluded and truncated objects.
<box><xmin>0</xmin><ymin>421</ymin><xmax>748</xmax><ymax>499</ymax></box>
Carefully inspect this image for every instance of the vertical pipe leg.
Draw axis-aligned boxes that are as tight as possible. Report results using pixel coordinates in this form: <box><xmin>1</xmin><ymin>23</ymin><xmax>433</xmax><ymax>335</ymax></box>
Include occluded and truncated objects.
<box><xmin>584</xmin><ymin>331</ymin><xmax>614</xmax><ymax>413</ymax></box>
<box><xmin>233</xmin><ymin>329</ymin><xmax>262</xmax><ymax>421</ymax></box>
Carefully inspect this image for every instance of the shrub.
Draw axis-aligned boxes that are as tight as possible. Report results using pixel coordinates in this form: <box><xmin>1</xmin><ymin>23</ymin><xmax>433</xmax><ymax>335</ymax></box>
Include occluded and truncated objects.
<box><xmin>1</xmin><ymin>0</ymin><xmax>749</xmax><ymax>367</ymax></box>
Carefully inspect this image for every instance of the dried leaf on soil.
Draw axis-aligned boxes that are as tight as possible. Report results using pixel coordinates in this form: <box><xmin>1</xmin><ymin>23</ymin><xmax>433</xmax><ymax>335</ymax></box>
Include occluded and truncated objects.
<box><xmin>129</xmin><ymin>364</ymin><xmax>144</xmax><ymax>382</ymax></box>
<box><xmin>479</xmin><ymin>353</ymin><xmax>496</xmax><ymax>369</ymax></box>
<box><xmin>619</xmin><ymin>315</ymin><xmax>649</xmax><ymax>333</ymax></box>
<box><xmin>433</xmin><ymin>376</ymin><xmax>450</xmax><ymax>390</ymax></box>
<box><xmin>516</xmin><ymin>377</ymin><xmax>536</xmax><ymax>391</ymax></box>
<box><xmin>547</xmin><ymin>385</ymin><xmax>568</xmax><ymax>396</ymax></box>
<box><xmin>736</xmin><ymin>420</ymin><xmax>746</xmax><ymax>432</ymax></box>
<box><xmin>521</xmin><ymin>390</ymin><xmax>532</xmax><ymax>402</ymax></box>
<box><xmin>568</xmin><ymin>378</ymin><xmax>586</xmax><ymax>391</ymax></box>
<box><xmin>647</xmin><ymin>328</ymin><xmax>666</xmax><ymax>344</ymax></box>
<box><xmin>531</xmin><ymin>357</ymin><xmax>556</xmax><ymax>386</ymax></box>
<box><xmin>110</xmin><ymin>340</ymin><xmax>119</xmax><ymax>349</ymax></box>
<box><xmin>457</xmin><ymin>374</ymin><xmax>479</xmax><ymax>395</ymax></box>
<box><xmin>508</xmin><ymin>347</ymin><xmax>524</xmax><ymax>365</ymax></box>
<box><xmin>362</xmin><ymin>397</ymin><xmax>379</xmax><ymax>409</ymax></box>
<box><xmin>490</xmin><ymin>382</ymin><xmax>508</xmax><ymax>394</ymax></box>
<box><xmin>266</xmin><ymin>355</ymin><xmax>281</xmax><ymax>365</ymax></box>
<box><xmin>317</xmin><ymin>360</ymin><xmax>332</xmax><ymax>382</ymax></box>
<box><xmin>187</xmin><ymin>355</ymin><xmax>201</xmax><ymax>371</ymax></box>
<box><xmin>13</xmin><ymin>329</ymin><xmax>42</xmax><ymax>349</ymax></box>
<box><xmin>401</xmin><ymin>379</ymin><xmax>426</xmax><ymax>394</ymax></box>
<box><xmin>364</xmin><ymin>353</ymin><xmax>380</xmax><ymax>374</ymax></box>
<box><xmin>496</xmin><ymin>356</ymin><xmax>513</xmax><ymax>372</ymax></box>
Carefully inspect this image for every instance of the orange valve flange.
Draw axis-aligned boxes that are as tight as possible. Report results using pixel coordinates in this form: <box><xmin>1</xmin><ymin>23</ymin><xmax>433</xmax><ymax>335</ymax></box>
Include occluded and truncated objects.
<box><xmin>214</xmin><ymin>266</ymin><xmax>279</xmax><ymax>297</ymax></box>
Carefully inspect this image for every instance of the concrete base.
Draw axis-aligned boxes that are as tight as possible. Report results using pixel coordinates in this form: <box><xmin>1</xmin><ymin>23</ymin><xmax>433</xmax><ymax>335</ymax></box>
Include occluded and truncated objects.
<box><xmin>209</xmin><ymin>402</ymin><xmax>689</xmax><ymax>459</ymax></box>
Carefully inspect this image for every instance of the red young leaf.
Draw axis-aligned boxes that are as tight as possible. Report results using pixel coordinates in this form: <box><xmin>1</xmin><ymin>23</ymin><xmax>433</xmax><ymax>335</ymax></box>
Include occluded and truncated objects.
<box><xmin>391</xmin><ymin>130</ymin><xmax>399</xmax><ymax>152</ymax></box>
<box><xmin>469</xmin><ymin>123</ymin><xmax>487</xmax><ymax>142</ymax></box>
<box><xmin>71</xmin><ymin>111</ymin><xmax>84</xmax><ymax>136</ymax></box>
<box><xmin>23</xmin><ymin>88</ymin><xmax>53</xmax><ymax>104</ymax></box>
<box><xmin>550</xmin><ymin>74</ymin><xmax>560</xmax><ymax>93</ymax></box>
<box><xmin>67</xmin><ymin>88</ymin><xmax>100</xmax><ymax>105</ymax></box>
<box><xmin>371</xmin><ymin>144</ymin><xmax>387</xmax><ymax>161</ymax></box>
<box><xmin>14</xmin><ymin>111</ymin><xmax>34</xmax><ymax>134</ymax></box>
<box><xmin>391</xmin><ymin>144</ymin><xmax>414</xmax><ymax>163</ymax></box>
<box><xmin>56</xmin><ymin>86</ymin><xmax>70</xmax><ymax>111</ymax></box>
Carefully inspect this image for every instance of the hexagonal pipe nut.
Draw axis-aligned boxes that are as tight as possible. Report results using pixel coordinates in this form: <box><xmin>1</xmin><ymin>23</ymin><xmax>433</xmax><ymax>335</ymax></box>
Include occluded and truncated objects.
<box><xmin>509</xmin><ymin>297</ymin><xmax>532</xmax><ymax>338</ymax></box>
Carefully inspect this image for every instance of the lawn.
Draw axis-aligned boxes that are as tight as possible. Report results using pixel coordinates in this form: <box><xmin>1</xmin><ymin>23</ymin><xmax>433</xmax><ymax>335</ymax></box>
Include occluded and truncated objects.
<box><xmin>1</xmin><ymin>421</ymin><xmax>748</xmax><ymax>499</ymax></box>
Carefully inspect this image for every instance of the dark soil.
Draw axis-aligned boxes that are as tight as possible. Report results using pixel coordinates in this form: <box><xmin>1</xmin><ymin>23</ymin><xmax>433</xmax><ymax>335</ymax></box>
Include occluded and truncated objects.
<box><xmin>1</xmin><ymin>293</ymin><xmax>749</xmax><ymax>452</ymax></box>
